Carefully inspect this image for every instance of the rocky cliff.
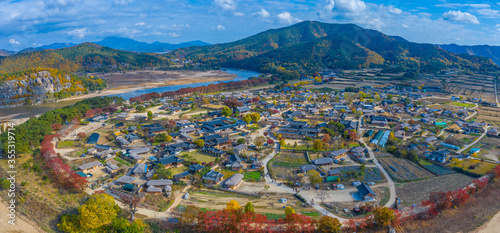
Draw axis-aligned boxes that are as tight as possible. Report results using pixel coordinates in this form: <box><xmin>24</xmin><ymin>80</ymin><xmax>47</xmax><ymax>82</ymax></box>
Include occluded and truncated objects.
<box><xmin>0</xmin><ymin>69</ymin><xmax>86</xmax><ymax>107</ymax></box>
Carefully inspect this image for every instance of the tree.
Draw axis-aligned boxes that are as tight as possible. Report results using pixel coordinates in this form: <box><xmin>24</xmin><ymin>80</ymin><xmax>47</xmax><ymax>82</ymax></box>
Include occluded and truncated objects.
<box><xmin>389</xmin><ymin>131</ymin><xmax>395</xmax><ymax>140</ymax></box>
<box><xmin>387</xmin><ymin>94</ymin><xmax>393</xmax><ymax>100</ymax></box>
<box><xmin>155</xmin><ymin>167</ymin><xmax>172</xmax><ymax>179</ymax></box>
<box><xmin>307</xmin><ymin>170</ymin><xmax>322</xmax><ymax>185</ymax></box>
<box><xmin>107</xmin><ymin>218</ymin><xmax>146</xmax><ymax>233</ymax></box>
<box><xmin>313</xmin><ymin>139</ymin><xmax>324</xmax><ymax>151</ymax></box>
<box><xmin>222</xmin><ymin>106</ymin><xmax>232</xmax><ymax>117</ymax></box>
<box><xmin>224</xmin><ymin>97</ymin><xmax>243</xmax><ymax>108</ymax></box>
<box><xmin>285</xmin><ymin>206</ymin><xmax>295</xmax><ymax>216</ymax></box>
<box><xmin>279</xmin><ymin>139</ymin><xmax>286</xmax><ymax>147</ymax></box>
<box><xmin>147</xmin><ymin>111</ymin><xmax>153</xmax><ymax>120</ymax></box>
<box><xmin>254</xmin><ymin>136</ymin><xmax>266</xmax><ymax>149</ymax></box>
<box><xmin>267</xmin><ymin>138</ymin><xmax>274</xmax><ymax>145</ymax></box>
<box><xmin>373</xmin><ymin>207</ymin><xmax>395</xmax><ymax>227</ymax></box>
<box><xmin>120</xmin><ymin>194</ymin><xmax>142</xmax><ymax>221</ymax></box>
<box><xmin>317</xmin><ymin>215</ymin><xmax>342</xmax><ymax>233</ymax></box>
<box><xmin>244</xmin><ymin>202</ymin><xmax>255</xmax><ymax>213</ymax></box>
<box><xmin>166</xmin><ymin>135</ymin><xmax>173</xmax><ymax>142</ymax></box>
<box><xmin>237</xmin><ymin>138</ymin><xmax>245</xmax><ymax>145</ymax></box>
<box><xmin>135</xmin><ymin>105</ymin><xmax>145</xmax><ymax>112</ymax></box>
<box><xmin>263</xmin><ymin>184</ymin><xmax>270</xmax><ymax>192</ymax></box>
<box><xmin>348</xmin><ymin>130</ymin><xmax>359</xmax><ymax>141</ymax></box>
<box><xmin>322</xmin><ymin>134</ymin><xmax>330</xmax><ymax>144</ymax></box>
<box><xmin>316</xmin><ymin>190</ymin><xmax>328</xmax><ymax>204</ymax></box>
<box><xmin>77</xmin><ymin>132</ymin><xmax>86</xmax><ymax>141</ymax></box>
<box><xmin>226</xmin><ymin>200</ymin><xmax>241</xmax><ymax>211</ymax></box>
<box><xmin>78</xmin><ymin>194</ymin><xmax>119</xmax><ymax>230</ymax></box>
<box><xmin>243</xmin><ymin>114</ymin><xmax>252</xmax><ymax>124</ymax></box>
<box><xmin>194</xmin><ymin>139</ymin><xmax>205</xmax><ymax>147</ymax></box>
<box><xmin>251</xmin><ymin>112</ymin><xmax>261</xmax><ymax>122</ymax></box>
<box><xmin>51</xmin><ymin>123</ymin><xmax>62</xmax><ymax>131</ymax></box>
<box><xmin>155</xmin><ymin>133</ymin><xmax>167</xmax><ymax>142</ymax></box>
<box><xmin>180</xmin><ymin>205</ymin><xmax>200</xmax><ymax>225</ymax></box>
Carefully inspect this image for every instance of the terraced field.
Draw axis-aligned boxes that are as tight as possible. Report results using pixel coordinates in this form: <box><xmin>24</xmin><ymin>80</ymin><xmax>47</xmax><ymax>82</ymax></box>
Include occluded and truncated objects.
<box><xmin>378</xmin><ymin>157</ymin><xmax>434</xmax><ymax>181</ymax></box>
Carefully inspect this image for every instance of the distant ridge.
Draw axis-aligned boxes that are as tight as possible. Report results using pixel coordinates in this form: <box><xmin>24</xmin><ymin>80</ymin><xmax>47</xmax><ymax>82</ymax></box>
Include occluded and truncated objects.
<box><xmin>19</xmin><ymin>43</ymin><xmax>78</xmax><ymax>53</ymax></box>
<box><xmin>95</xmin><ymin>37</ymin><xmax>210</xmax><ymax>53</ymax></box>
<box><xmin>0</xmin><ymin>49</ymin><xmax>14</xmax><ymax>57</ymax></box>
<box><xmin>437</xmin><ymin>44</ymin><xmax>500</xmax><ymax>65</ymax></box>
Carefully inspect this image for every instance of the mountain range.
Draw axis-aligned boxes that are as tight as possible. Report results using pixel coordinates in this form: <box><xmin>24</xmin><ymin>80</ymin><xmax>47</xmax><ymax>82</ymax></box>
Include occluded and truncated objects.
<box><xmin>170</xmin><ymin>21</ymin><xmax>498</xmax><ymax>77</ymax></box>
<box><xmin>0</xmin><ymin>37</ymin><xmax>210</xmax><ymax>55</ymax></box>
<box><xmin>437</xmin><ymin>44</ymin><xmax>500</xmax><ymax>66</ymax></box>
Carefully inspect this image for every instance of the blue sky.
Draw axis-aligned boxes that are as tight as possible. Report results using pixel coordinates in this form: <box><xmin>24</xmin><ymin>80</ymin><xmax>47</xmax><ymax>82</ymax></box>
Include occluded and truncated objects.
<box><xmin>1</xmin><ymin>0</ymin><xmax>500</xmax><ymax>51</ymax></box>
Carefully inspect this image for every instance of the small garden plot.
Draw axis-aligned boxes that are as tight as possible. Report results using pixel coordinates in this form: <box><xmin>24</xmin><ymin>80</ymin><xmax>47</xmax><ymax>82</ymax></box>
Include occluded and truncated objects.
<box><xmin>363</xmin><ymin>168</ymin><xmax>386</xmax><ymax>183</ymax></box>
<box><xmin>423</xmin><ymin>164</ymin><xmax>455</xmax><ymax>176</ymax></box>
<box><xmin>450</xmin><ymin>159</ymin><xmax>497</xmax><ymax>176</ymax></box>
<box><xmin>378</xmin><ymin>157</ymin><xmax>434</xmax><ymax>181</ymax></box>
<box><xmin>243</xmin><ymin>172</ymin><xmax>262</xmax><ymax>182</ymax></box>
<box><xmin>143</xmin><ymin>194</ymin><xmax>174</xmax><ymax>212</ymax></box>
<box><xmin>58</xmin><ymin>140</ymin><xmax>81</xmax><ymax>148</ymax></box>
<box><xmin>182</xmin><ymin>151</ymin><xmax>216</xmax><ymax>163</ymax></box>
<box><xmin>270</xmin><ymin>153</ymin><xmax>308</xmax><ymax>180</ymax></box>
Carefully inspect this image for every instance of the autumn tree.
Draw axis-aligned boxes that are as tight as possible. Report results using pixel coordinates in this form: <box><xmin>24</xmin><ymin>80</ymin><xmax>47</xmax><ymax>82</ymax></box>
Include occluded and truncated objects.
<box><xmin>120</xmin><ymin>194</ymin><xmax>142</xmax><ymax>221</ymax></box>
<box><xmin>147</xmin><ymin>111</ymin><xmax>153</xmax><ymax>120</ymax></box>
<box><xmin>78</xmin><ymin>194</ymin><xmax>120</xmax><ymax>230</ymax></box>
<box><xmin>243</xmin><ymin>114</ymin><xmax>252</xmax><ymax>124</ymax></box>
<box><xmin>226</xmin><ymin>200</ymin><xmax>241</xmax><ymax>211</ymax></box>
<box><xmin>317</xmin><ymin>215</ymin><xmax>342</xmax><ymax>233</ymax></box>
<box><xmin>373</xmin><ymin>207</ymin><xmax>395</xmax><ymax>227</ymax></box>
<box><xmin>254</xmin><ymin>136</ymin><xmax>266</xmax><ymax>149</ymax></box>
<box><xmin>51</xmin><ymin>123</ymin><xmax>62</xmax><ymax>131</ymax></box>
<box><xmin>194</xmin><ymin>139</ymin><xmax>205</xmax><ymax>147</ymax></box>
<box><xmin>251</xmin><ymin>112</ymin><xmax>261</xmax><ymax>122</ymax></box>
<box><xmin>348</xmin><ymin>130</ymin><xmax>359</xmax><ymax>141</ymax></box>
<box><xmin>77</xmin><ymin>132</ymin><xmax>86</xmax><ymax>141</ymax></box>
<box><xmin>180</xmin><ymin>205</ymin><xmax>200</xmax><ymax>225</ymax></box>
<box><xmin>224</xmin><ymin>97</ymin><xmax>243</xmax><ymax>108</ymax></box>
<box><xmin>313</xmin><ymin>139</ymin><xmax>324</xmax><ymax>151</ymax></box>
<box><xmin>279</xmin><ymin>139</ymin><xmax>286</xmax><ymax>147</ymax></box>
<box><xmin>267</xmin><ymin>138</ymin><xmax>274</xmax><ymax>145</ymax></box>
<box><xmin>285</xmin><ymin>206</ymin><xmax>295</xmax><ymax>216</ymax></box>
<box><xmin>307</xmin><ymin>170</ymin><xmax>322</xmax><ymax>185</ymax></box>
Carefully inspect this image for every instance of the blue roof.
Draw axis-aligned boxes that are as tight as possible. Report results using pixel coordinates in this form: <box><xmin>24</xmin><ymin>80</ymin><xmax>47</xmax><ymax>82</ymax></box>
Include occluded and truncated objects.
<box><xmin>87</xmin><ymin>133</ymin><xmax>100</xmax><ymax>144</ymax></box>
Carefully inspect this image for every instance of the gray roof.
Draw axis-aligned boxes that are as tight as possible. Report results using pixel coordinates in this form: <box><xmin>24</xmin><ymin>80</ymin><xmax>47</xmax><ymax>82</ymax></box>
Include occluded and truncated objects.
<box><xmin>129</xmin><ymin>147</ymin><xmax>150</xmax><ymax>154</ymax></box>
<box><xmin>132</xmin><ymin>163</ymin><xmax>147</xmax><ymax>174</ymax></box>
<box><xmin>116</xmin><ymin>175</ymin><xmax>136</xmax><ymax>184</ymax></box>
<box><xmin>146</xmin><ymin>186</ymin><xmax>162</xmax><ymax>193</ymax></box>
<box><xmin>234</xmin><ymin>144</ymin><xmax>247</xmax><ymax>151</ymax></box>
<box><xmin>311</xmin><ymin>157</ymin><xmax>334</xmax><ymax>165</ymax></box>
<box><xmin>224</xmin><ymin>173</ymin><xmax>244</xmax><ymax>187</ymax></box>
<box><xmin>146</xmin><ymin>179</ymin><xmax>173</xmax><ymax>187</ymax></box>
<box><xmin>329</xmin><ymin>149</ymin><xmax>348</xmax><ymax>157</ymax></box>
<box><xmin>78</xmin><ymin>161</ymin><xmax>102</xmax><ymax>171</ymax></box>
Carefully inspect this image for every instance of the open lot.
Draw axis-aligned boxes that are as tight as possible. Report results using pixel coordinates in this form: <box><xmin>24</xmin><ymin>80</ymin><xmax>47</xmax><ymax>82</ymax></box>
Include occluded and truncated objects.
<box><xmin>181</xmin><ymin>151</ymin><xmax>217</xmax><ymax>163</ymax></box>
<box><xmin>378</xmin><ymin>157</ymin><xmax>434</xmax><ymax>181</ymax></box>
<box><xmin>396</xmin><ymin>173</ymin><xmax>475</xmax><ymax>206</ymax></box>
<box><xmin>269</xmin><ymin>152</ymin><xmax>308</xmax><ymax>180</ymax></box>
<box><xmin>450</xmin><ymin>159</ymin><xmax>497</xmax><ymax>176</ymax></box>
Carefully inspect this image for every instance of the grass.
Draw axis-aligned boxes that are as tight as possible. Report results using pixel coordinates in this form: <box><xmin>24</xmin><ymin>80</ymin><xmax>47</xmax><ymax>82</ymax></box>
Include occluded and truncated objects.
<box><xmin>243</xmin><ymin>172</ymin><xmax>262</xmax><ymax>182</ymax></box>
<box><xmin>449</xmin><ymin>102</ymin><xmax>475</xmax><ymax>108</ymax></box>
<box><xmin>247</xmin><ymin>124</ymin><xmax>260</xmax><ymax>130</ymax></box>
<box><xmin>58</xmin><ymin>140</ymin><xmax>77</xmax><ymax>148</ymax></box>
<box><xmin>183</xmin><ymin>151</ymin><xmax>217</xmax><ymax>163</ymax></box>
<box><xmin>450</xmin><ymin>159</ymin><xmax>497</xmax><ymax>175</ymax></box>
<box><xmin>300</xmin><ymin>211</ymin><xmax>322</xmax><ymax>216</ymax></box>
<box><xmin>418</xmin><ymin>159</ymin><xmax>434</xmax><ymax>166</ymax></box>
<box><xmin>263</xmin><ymin>213</ymin><xmax>285</xmax><ymax>220</ymax></box>
<box><xmin>220</xmin><ymin>169</ymin><xmax>239</xmax><ymax>179</ymax></box>
<box><xmin>282</xmin><ymin>144</ymin><xmax>335</xmax><ymax>152</ymax></box>
<box><xmin>378</xmin><ymin>187</ymin><xmax>390</xmax><ymax>207</ymax></box>
<box><xmin>114</xmin><ymin>157</ymin><xmax>131</xmax><ymax>166</ymax></box>
<box><xmin>169</xmin><ymin>166</ymin><xmax>188</xmax><ymax>175</ymax></box>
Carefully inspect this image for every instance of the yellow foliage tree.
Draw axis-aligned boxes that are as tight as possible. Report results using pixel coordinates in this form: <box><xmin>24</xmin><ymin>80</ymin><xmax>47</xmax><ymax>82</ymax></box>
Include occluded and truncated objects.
<box><xmin>317</xmin><ymin>215</ymin><xmax>342</xmax><ymax>233</ymax></box>
<box><xmin>285</xmin><ymin>206</ymin><xmax>295</xmax><ymax>216</ymax></box>
<box><xmin>226</xmin><ymin>200</ymin><xmax>241</xmax><ymax>211</ymax></box>
<box><xmin>78</xmin><ymin>194</ymin><xmax>119</xmax><ymax>230</ymax></box>
<box><xmin>373</xmin><ymin>207</ymin><xmax>395</xmax><ymax>227</ymax></box>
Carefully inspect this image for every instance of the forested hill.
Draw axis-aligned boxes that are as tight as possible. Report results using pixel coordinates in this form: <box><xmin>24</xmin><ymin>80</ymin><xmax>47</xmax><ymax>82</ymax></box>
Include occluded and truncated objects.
<box><xmin>170</xmin><ymin>21</ymin><xmax>499</xmax><ymax>77</ymax></box>
<box><xmin>0</xmin><ymin>43</ymin><xmax>171</xmax><ymax>74</ymax></box>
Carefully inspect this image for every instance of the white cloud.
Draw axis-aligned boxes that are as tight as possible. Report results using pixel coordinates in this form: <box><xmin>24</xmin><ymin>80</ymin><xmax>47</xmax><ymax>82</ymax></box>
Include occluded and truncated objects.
<box><xmin>114</xmin><ymin>0</ymin><xmax>134</xmax><ymax>6</ymax></box>
<box><xmin>67</xmin><ymin>28</ymin><xmax>89</xmax><ymax>39</ymax></box>
<box><xmin>334</xmin><ymin>0</ymin><xmax>367</xmax><ymax>13</ymax></box>
<box><xmin>168</xmin><ymin>32</ymin><xmax>180</xmax><ymax>37</ymax></box>
<box><xmin>256</xmin><ymin>8</ymin><xmax>270</xmax><ymax>18</ymax></box>
<box><xmin>443</xmin><ymin>10</ymin><xmax>479</xmax><ymax>24</ymax></box>
<box><xmin>277</xmin><ymin>12</ymin><xmax>302</xmax><ymax>24</ymax></box>
<box><xmin>214</xmin><ymin>0</ymin><xmax>236</xmax><ymax>11</ymax></box>
<box><xmin>402</xmin><ymin>24</ymin><xmax>409</xmax><ymax>28</ymax></box>
<box><xmin>436</xmin><ymin>3</ymin><xmax>490</xmax><ymax>9</ymax></box>
<box><xmin>234</xmin><ymin>12</ymin><xmax>244</xmax><ymax>16</ymax></box>
<box><xmin>135</xmin><ymin>22</ymin><xmax>146</xmax><ymax>26</ymax></box>
<box><xmin>216</xmin><ymin>24</ymin><xmax>225</xmax><ymax>30</ymax></box>
<box><xmin>388</xmin><ymin>6</ymin><xmax>402</xmax><ymax>15</ymax></box>
<box><xmin>475</xmin><ymin>8</ymin><xmax>500</xmax><ymax>18</ymax></box>
<box><xmin>9</xmin><ymin>38</ymin><xmax>20</xmax><ymax>45</ymax></box>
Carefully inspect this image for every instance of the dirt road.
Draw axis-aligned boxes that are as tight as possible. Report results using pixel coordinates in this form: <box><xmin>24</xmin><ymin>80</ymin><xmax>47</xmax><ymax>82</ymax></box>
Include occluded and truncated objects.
<box><xmin>0</xmin><ymin>200</ymin><xmax>44</xmax><ymax>233</ymax></box>
<box><xmin>474</xmin><ymin>210</ymin><xmax>500</xmax><ymax>233</ymax></box>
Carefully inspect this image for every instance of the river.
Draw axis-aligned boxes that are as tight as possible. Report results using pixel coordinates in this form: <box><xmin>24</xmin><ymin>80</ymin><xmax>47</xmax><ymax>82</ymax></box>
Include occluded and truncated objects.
<box><xmin>0</xmin><ymin>68</ymin><xmax>261</xmax><ymax>120</ymax></box>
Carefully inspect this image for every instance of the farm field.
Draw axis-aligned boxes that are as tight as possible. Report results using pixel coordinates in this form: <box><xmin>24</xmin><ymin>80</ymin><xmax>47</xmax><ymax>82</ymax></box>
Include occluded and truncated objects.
<box><xmin>395</xmin><ymin>173</ymin><xmax>475</xmax><ymax>206</ymax></box>
<box><xmin>243</xmin><ymin>171</ymin><xmax>262</xmax><ymax>182</ymax></box>
<box><xmin>423</xmin><ymin>164</ymin><xmax>455</xmax><ymax>175</ymax></box>
<box><xmin>182</xmin><ymin>151</ymin><xmax>217</xmax><ymax>163</ymax></box>
<box><xmin>57</xmin><ymin>140</ymin><xmax>80</xmax><ymax>148</ymax></box>
<box><xmin>450</xmin><ymin>159</ymin><xmax>497</xmax><ymax>176</ymax></box>
<box><xmin>363</xmin><ymin>167</ymin><xmax>386</xmax><ymax>183</ymax></box>
<box><xmin>179</xmin><ymin>188</ymin><xmax>322</xmax><ymax>219</ymax></box>
<box><xmin>447</xmin><ymin>101</ymin><xmax>475</xmax><ymax>108</ymax></box>
<box><xmin>477</xmin><ymin>106</ymin><xmax>500</xmax><ymax>127</ymax></box>
<box><xmin>378</xmin><ymin>157</ymin><xmax>434</xmax><ymax>181</ymax></box>
<box><xmin>270</xmin><ymin>152</ymin><xmax>308</xmax><ymax>180</ymax></box>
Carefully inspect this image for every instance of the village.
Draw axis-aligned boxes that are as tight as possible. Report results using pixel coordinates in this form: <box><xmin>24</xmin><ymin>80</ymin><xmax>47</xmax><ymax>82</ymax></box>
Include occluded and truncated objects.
<box><xmin>50</xmin><ymin>69</ymin><xmax>500</xmax><ymax>223</ymax></box>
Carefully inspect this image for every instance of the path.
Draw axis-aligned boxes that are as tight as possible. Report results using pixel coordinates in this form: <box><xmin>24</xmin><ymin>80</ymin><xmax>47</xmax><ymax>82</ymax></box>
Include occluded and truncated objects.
<box><xmin>358</xmin><ymin>137</ymin><xmax>396</xmax><ymax>208</ymax></box>
<box><xmin>457</xmin><ymin>126</ymin><xmax>490</xmax><ymax>154</ymax></box>
<box><xmin>473</xmin><ymin>210</ymin><xmax>500</xmax><ymax>233</ymax></box>
<box><xmin>0</xmin><ymin>199</ymin><xmax>45</xmax><ymax>233</ymax></box>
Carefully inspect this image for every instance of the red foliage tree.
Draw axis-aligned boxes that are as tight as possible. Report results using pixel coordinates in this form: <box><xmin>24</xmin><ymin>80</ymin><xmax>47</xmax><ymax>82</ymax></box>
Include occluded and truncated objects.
<box><xmin>84</xmin><ymin>109</ymin><xmax>95</xmax><ymax>118</ymax></box>
<box><xmin>51</xmin><ymin>123</ymin><xmax>62</xmax><ymax>131</ymax></box>
<box><xmin>283</xmin><ymin>213</ymin><xmax>315</xmax><ymax>232</ymax></box>
<box><xmin>77</xmin><ymin>132</ymin><xmax>86</xmax><ymax>141</ymax></box>
<box><xmin>267</xmin><ymin>139</ymin><xmax>274</xmax><ymax>145</ymax></box>
<box><xmin>224</xmin><ymin>97</ymin><xmax>243</xmax><ymax>108</ymax></box>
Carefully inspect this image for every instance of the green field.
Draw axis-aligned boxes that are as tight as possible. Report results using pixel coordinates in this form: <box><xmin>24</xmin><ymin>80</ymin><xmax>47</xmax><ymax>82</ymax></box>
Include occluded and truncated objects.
<box><xmin>114</xmin><ymin>157</ymin><xmax>131</xmax><ymax>166</ymax></box>
<box><xmin>169</xmin><ymin>166</ymin><xmax>188</xmax><ymax>175</ymax></box>
<box><xmin>58</xmin><ymin>140</ymin><xmax>78</xmax><ymax>148</ymax></box>
<box><xmin>450</xmin><ymin>159</ymin><xmax>497</xmax><ymax>176</ymax></box>
<box><xmin>243</xmin><ymin>172</ymin><xmax>262</xmax><ymax>182</ymax></box>
<box><xmin>448</xmin><ymin>102</ymin><xmax>475</xmax><ymax>108</ymax></box>
<box><xmin>182</xmin><ymin>151</ymin><xmax>217</xmax><ymax>163</ymax></box>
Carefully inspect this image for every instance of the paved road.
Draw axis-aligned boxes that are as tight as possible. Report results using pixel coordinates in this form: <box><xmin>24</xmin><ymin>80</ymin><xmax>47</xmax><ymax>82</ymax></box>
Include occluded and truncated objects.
<box><xmin>358</xmin><ymin>137</ymin><xmax>396</xmax><ymax>208</ymax></box>
<box><xmin>457</xmin><ymin>126</ymin><xmax>491</xmax><ymax>154</ymax></box>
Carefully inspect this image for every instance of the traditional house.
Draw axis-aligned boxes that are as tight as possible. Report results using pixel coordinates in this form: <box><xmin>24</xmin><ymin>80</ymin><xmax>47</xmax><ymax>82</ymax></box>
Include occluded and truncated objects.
<box><xmin>311</xmin><ymin>157</ymin><xmax>334</xmax><ymax>166</ymax></box>
<box><xmin>78</xmin><ymin>161</ymin><xmax>103</xmax><ymax>173</ymax></box>
<box><xmin>224</xmin><ymin>174</ymin><xmax>244</xmax><ymax>189</ymax></box>
<box><xmin>327</xmin><ymin>149</ymin><xmax>348</xmax><ymax>160</ymax></box>
<box><xmin>233</xmin><ymin>144</ymin><xmax>248</xmax><ymax>155</ymax></box>
<box><xmin>487</xmin><ymin>127</ymin><xmax>499</xmax><ymax>137</ymax></box>
<box><xmin>356</xmin><ymin>183</ymin><xmax>377</xmax><ymax>201</ymax></box>
<box><xmin>202</xmin><ymin>170</ymin><xmax>224</xmax><ymax>184</ymax></box>
<box><xmin>159</xmin><ymin>155</ymin><xmax>184</xmax><ymax>168</ymax></box>
<box><xmin>131</xmin><ymin>163</ymin><xmax>147</xmax><ymax>176</ymax></box>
